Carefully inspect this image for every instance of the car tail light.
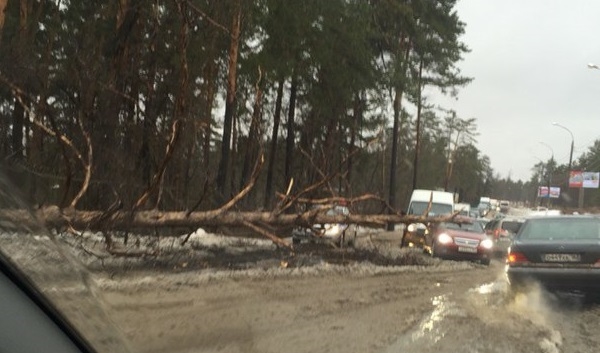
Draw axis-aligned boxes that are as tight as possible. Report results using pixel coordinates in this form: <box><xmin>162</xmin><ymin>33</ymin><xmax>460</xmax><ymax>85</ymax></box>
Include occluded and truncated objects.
<box><xmin>507</xmin><ymin>251</ymin><xmax>528</xmax><ymax>265</ymax></box>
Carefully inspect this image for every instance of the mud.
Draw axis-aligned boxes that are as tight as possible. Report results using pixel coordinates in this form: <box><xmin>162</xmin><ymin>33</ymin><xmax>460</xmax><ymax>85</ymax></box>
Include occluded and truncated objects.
<box><xmin>82</xmin><ymin>230</ymin><xmax>600</xmax><ymax>353</ymax></box>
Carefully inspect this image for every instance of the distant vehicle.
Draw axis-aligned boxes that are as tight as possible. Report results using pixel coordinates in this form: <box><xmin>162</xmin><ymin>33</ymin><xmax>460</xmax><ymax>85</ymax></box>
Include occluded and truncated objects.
<box><xmin>506</xmin><ymin>216</ymin><xmax>600</xmax><ymax>295</ymax></box>
<box><xmin>484</xmin><ymin>217</ymin><xmax>525</xmax><ymax>256</ymax></box>
<box><xmin>490</xmin><ymin>199</ymin><xmax>500</xmax><ymax>212</ymax></box>
<box><xmin>474</xmin><ymin>217</ymin><xmax>490</xmax><ymax>229</ymax></box>
<box><xmin>402</xmin><ymin>189</ymin><xmax>455</xmax><ymax>247</ymax></box>
<box><xmin>406</xmin><ymin>189</ymin><xmax>455</xmax><ymax>217</ymax></box>
<box><xmin>455</xmin><ymin>203</ymin><xmax>471</xmax><ymax>216</ymax></box>
<box><xmin>292</xmin><ymin>205</ymin><xmax>356</xmax><ymax>247</ymax></box>
<box><xmin>477</xmin><ymin>197</ymin><xmax>491</xmax><ymax>217</ymax></box>
<box><xmin>499</xmin><ymin>200</ymin><xmax>510</xmax><ymax>213</ymax></box>
<box><xmin>469</xmin><ymin>210</ymin><xmax>480</xmax><ymax>219</ymax></box>
<box><xmin>423</xmin><ymin>216</ymin><xmax>493</xmax><ymax>266</ymax></box>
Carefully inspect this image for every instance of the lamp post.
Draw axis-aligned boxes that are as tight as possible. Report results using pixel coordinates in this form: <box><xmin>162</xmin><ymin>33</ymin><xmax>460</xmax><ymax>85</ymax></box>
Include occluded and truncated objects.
<box><xmin>533</xmin><ymin>156</ymin><xmax>546</xmax><ymax>207</ymax></box>
<box><xmin>580</xmin><ymin>63</ymin><xmax>600</xmax><ymax>208</ymax></box>
<box><xmin>551</xmin><ymin>122</ymin><xmax>574</xmax><ymax>176</ymax></box>
<box><xmin>539</xmin><ymin>142</ymin><xmax>554</xmax><ymax>207</ymax></box>
<box><xmin>552</xmin><ymin>122</ymin><xmax>575</xmax><ymax>207</ymax></box>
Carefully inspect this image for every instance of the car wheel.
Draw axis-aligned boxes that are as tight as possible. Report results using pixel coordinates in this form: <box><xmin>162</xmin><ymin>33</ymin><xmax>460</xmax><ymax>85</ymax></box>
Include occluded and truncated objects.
<box><xmin>346</xmin><ymin>231</ymin><xmax>356</xmax><ymax>248</ymax></box>
<box><xmin>480</xmin><ymin>258</ymin><xmax>491</xmax><ymax>266</ymax></box>
<box><xmin>337</xmin><ymin>231</ymin><xmax>346</xmax><ymax>248</ymax></box>
<box><xmin>292</xmin><ymin>237</ymin><xmax>301</xmax><ymax>245</ymax></box>
<box><xmin>400</xmin><ymin>232</ymin><xmax>409</xmax><ymax>248</ymax></box>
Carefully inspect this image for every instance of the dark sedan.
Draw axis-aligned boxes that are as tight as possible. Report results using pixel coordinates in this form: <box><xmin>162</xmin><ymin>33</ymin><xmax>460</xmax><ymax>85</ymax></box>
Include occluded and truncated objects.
<box><xmin>506</xmin><ymin>216</ymin><xmax>600</xmax><ymax>293</ymax></box>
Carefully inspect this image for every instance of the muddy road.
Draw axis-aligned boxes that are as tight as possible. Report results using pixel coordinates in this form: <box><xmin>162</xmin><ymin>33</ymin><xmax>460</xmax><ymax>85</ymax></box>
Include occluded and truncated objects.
<box><xmin>88</xmin><ymin>230</ymin><xmax>600</xmax><ymax>353</ymax></box>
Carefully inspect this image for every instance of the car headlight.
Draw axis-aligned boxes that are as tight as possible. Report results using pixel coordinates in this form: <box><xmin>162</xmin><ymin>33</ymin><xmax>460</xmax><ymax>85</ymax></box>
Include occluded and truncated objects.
<box><xmin>324</xmin><ymin>224</ymin><xmax>341</xmax><ymax>236</ymax></box>
<box><xmin>437</xmin><ymin>233</ymin><xmax>453</xmax><ymax>245</ymax></box>
<box><xmin>480</xmin><ymin>239</ymin><xmax>494</xmax><ymax>249</ymax></box>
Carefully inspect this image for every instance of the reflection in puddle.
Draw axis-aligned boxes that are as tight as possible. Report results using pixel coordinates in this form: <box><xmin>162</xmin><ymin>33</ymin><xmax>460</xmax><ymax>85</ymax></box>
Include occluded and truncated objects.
<box><xmin>412</xmin><ymin>295</ymin><xmax>449</xmax><ymax>343</ymax></box>
<box><xmin>384</xmin><ymin>294</ymin><xmax>466</xmax><ymax>352</ymax></box>
<box><xmin>384</xmin><ymin>280</ymin><xmax>565</xmax><ymax>353</ymax></box>
<box><xmin>473</xmin><ymin>282</ymin><xmax>496</xmax><ymax>294</ymax></box>
<box><xmin>467</xmin><ymin>280</ymin><xmax>508</xmax><ymax>307</ymax></box>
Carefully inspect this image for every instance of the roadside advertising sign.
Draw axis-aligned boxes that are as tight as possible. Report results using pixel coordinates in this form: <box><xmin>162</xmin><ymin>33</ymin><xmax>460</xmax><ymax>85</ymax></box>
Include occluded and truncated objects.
<box><xmin>569</xmin><ymin>171</ymin><xmax>583</xmax><ymax>188</ymax></box>
<box><xmin>569</xmin><ymin>171</ymin><xmax>600</xmax><ymax>188</ymax></box>
<box><xmin>582</xmin><ymin>172</ymin><xmax>600</xmax><ymax>189</ymax></box>
<box><xmin>538</xmin><ymin>186</ymin><xmax>561</xmax><ymax>198</ymax></box>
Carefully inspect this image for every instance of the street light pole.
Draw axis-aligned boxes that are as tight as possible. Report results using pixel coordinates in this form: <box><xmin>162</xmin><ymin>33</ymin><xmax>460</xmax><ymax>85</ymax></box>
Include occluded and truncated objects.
<box><xmin>533</xmin><ymin>157</ymin><xmax>546</xmax><ymax>207</ymax></box>
<box><xmin>551</xmin><ymin>122</ymin><xmax>574</xmax><ymax>175</ymax></box>
<box><xmin>538</xmin><ymin>142</ymin><xmax>554</xmax><ymax>207</ymax></box>
<box><xmin>581</xmin><ymin>63</ymin><xmax>600</xmax><ymax>208</ymax></box>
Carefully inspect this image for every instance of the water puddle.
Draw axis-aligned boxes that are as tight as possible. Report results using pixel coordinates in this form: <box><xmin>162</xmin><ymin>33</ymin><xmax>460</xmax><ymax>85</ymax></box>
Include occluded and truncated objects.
<box><xmin>383</xmin><ymin>280</ymin><xmax>563</xmax><ymax>353</ymax></box>
<box><xmin>383</xmin><ymin>294</ymin><xmax>467</xmax><ymax>353</ymax></box>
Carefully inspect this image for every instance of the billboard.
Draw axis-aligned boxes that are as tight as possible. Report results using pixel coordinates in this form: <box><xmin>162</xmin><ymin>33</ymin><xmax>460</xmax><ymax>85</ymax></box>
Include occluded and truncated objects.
<box><xmin>569</xmin><ymin>171</ymin><xmax>599</xmax><ymax>188</ymax></box>
<box><xmin>569</xmin><ymin>171</ymin><xmax>583</xmax><ymax>188</ymax></box>
<box><xmin>538</xmin><ymin>186</ymin><xmax>560</xmax><ymax>198</ymax></box>
<box><xmin>583</xmin><ymin>172</ymin><xmax>600</xmax><ymax>188</ymax></box>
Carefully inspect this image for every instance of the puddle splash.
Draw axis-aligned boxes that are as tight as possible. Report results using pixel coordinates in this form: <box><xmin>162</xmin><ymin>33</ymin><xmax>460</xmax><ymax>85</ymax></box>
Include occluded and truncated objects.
<box><xmin>383</xmin><ymin>294</ymin><xmax>466</xmax><ymax>352</ymax></box>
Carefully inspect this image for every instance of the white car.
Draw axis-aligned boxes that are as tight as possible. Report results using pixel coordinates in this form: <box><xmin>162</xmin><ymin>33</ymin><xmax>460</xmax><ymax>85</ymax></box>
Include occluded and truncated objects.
<box><xmin>292</xmin><ymin>205</ymin><xmax>355</xmax><ymax>247</ymax></box>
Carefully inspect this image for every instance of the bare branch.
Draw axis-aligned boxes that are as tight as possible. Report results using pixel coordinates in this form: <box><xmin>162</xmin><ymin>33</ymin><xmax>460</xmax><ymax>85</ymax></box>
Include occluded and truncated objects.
<box><xmin>216</xmin><ymin>153</ymin><xmax>265</xmax><ymax>213</ymax></box>
<box><xmin>185</xmin><ymin>0</ymin><xmax>230</xmax><ymax>35</ymax></box>
<box><xmin>241</xmin><ymin>221</ymin><xmax>292</xmax><ymax>250</ymax></box>
<box><xmin>0</xmin><ymin>72</ymin><xmax>93</xmax><ymax>207</ymax></box>
<box><xmin>133</xmin><ymin>120</ymin><xmax>182</xmax><ymax>211</ymax></box>
<box><xmin>69</xmin><ymin>116</ymin><xmax>93</xmax><ymax>208</ymax></box>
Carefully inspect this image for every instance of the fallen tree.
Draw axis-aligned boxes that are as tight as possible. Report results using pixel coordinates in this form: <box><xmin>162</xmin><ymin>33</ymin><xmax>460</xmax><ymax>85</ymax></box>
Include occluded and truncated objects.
<box><xmin>2</xmin><ymin>205</ymin><xmax>457</xmax><ymax>236</ymax></box>
<box><xmin>0</xmin><ymin>144</ymin><xmax>457</xmax><ymax>253</ymax></box>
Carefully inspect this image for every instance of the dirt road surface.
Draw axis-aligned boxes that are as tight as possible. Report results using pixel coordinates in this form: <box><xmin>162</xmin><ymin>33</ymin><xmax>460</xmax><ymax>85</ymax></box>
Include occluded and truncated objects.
<box><xmin>88</xmin><ymin>230</ymin><xmax>600</xmax><ymax>353</ymax></box>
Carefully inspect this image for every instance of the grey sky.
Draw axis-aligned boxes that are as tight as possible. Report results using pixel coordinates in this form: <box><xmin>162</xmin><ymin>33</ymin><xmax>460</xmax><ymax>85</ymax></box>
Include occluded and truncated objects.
<box><xmin>437</xmin><ymin>0</ymin><xmax>600</xmax><ymax>182</ymax></box>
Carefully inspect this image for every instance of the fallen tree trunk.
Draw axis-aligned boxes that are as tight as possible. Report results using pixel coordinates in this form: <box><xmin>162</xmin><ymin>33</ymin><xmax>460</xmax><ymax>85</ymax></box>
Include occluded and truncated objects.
<box><xmin>0</xmin><ymin>206</ymin><xmax>451</xmax><ymax>234</ymax></box>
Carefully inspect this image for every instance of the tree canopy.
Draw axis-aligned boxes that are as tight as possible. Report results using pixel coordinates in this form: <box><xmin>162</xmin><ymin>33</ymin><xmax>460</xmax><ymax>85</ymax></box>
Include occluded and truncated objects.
<box><xmin>0</xmin><ymin>0</ymin><xmax>559</xmax><ymax>215</ymax></box>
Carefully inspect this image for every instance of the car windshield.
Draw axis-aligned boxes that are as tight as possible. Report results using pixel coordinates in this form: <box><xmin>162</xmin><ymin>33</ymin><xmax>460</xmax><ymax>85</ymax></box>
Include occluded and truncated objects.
<box><xmin>501</xmin><ymin>221</ymin><xmax>523</xmax><ymax>234</ymax></box>
<box><xmin>440</xmin><ymin>221</ymin><xmax>484</xmax><ymax>233</ymax></box>
<box><xmin>408</xmin><ymin>202</ymin><xmax>453</xmax><ymax>216</ymax></box>
<box><xmin>518</xmin><ymin>218</ymin><xmax>600</xmax><ymax>240</ymax></box>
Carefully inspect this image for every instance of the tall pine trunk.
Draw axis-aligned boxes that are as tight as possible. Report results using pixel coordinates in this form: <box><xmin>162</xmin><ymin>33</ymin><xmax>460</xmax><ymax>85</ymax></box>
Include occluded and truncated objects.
<box><xmin>264</xmin><ymin>76</ymin><xmax>285</xmax><ymax>208</ymax></box>
<box><xmin>284</xmin><ymin>74</ymin><xmax>297</xmax><ymax>190</ymax></box>
<box><xmin>216</xmin><ymin>0</ymin><xmax>241</xmax><ymax>199</ymax></box>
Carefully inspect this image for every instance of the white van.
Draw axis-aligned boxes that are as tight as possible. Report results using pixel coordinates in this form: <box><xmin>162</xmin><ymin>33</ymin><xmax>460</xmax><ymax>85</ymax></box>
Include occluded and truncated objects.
<box><xmin>402</xmin><ymin>189</ymin><xmax>455</xmax><ymax>248</ymax></box>
<box><xmin>477</xmin><ymin>196</ymin><xmax>491</xmax><ymax>217</ymax></box>
<box><xmin>406</xmin><ymin>189</ymin><xmax>455</xmax><ymax>217</ymax></box>
<box><xmin>455</xmin><ymin>202</ymin><xmax>471</xmax><ymax>216</ymax></box>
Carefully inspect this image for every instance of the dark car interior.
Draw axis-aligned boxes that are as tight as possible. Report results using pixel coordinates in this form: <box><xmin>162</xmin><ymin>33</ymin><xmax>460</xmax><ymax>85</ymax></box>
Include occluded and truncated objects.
<box><xmin>0</xmin><ymin>251</ymin><xmax>93</xmax><ymax>353</ymax></box>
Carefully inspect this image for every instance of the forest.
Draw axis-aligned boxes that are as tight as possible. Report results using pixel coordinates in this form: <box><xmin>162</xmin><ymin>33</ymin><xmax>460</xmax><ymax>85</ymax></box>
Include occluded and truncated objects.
<box><xmin>1</xmin><ymin>0</ymin><xmax>598</xmax><ymax>232</ymax></box>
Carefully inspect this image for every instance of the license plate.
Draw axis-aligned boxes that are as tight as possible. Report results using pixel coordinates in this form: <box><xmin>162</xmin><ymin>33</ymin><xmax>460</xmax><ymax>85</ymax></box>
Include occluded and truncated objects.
<box><xmin>458</xmin><ymin>246</ymin><xmax>477</xmax><ymax>253</ymax></box>
<box><xmin>543</xmin><ymin>253</ymin><xmax>581</xmax><ymax>262</ymax></box>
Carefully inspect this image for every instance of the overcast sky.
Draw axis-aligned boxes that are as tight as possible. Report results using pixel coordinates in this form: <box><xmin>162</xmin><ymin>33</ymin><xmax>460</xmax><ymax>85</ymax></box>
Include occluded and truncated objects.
<box><xmin>434</xmin><ymin>0</ymin><xmax>600</xmax><ymax>182</ymax></box>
